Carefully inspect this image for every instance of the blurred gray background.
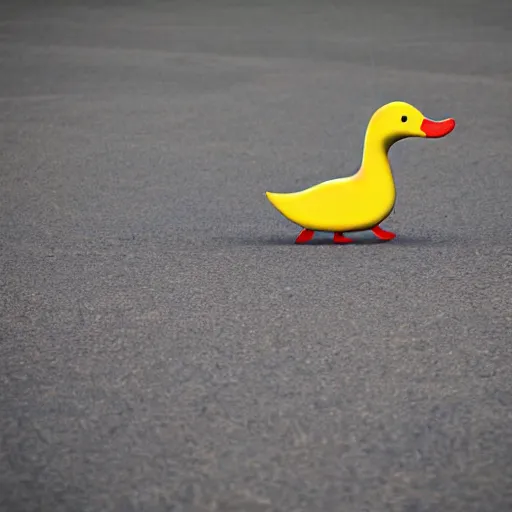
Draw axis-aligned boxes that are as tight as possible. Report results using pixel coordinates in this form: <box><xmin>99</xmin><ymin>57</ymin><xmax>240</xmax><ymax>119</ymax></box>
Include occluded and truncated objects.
<box><xmin>1</xmin><ymin>0</ymin><xmax>512</xmax><ymax>511</ymax></box>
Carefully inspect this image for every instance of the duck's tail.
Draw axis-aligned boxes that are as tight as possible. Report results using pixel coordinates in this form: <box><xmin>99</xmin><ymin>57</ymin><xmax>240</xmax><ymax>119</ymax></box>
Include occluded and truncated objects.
<box><xmin>265</xmin><ymin>190</ymin><xmax>303</xmax><ymax>225</ymax></box>
<box><xmin>265</xmin><ymin>191</ymin><xmax>285</xmax><ymax>213</ymax></box>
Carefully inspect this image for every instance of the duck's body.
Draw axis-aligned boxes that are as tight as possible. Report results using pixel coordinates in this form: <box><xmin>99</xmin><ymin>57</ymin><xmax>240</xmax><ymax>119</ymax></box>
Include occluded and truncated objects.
<box><xmin>266</xmin><ymin>101</ymin><xmax>455</xmax><ymax>243</ymax></box>
<box><xmin>266</xmin><ymin>164</ymin><xmax>395</xmax><ymax>233</ymax></box>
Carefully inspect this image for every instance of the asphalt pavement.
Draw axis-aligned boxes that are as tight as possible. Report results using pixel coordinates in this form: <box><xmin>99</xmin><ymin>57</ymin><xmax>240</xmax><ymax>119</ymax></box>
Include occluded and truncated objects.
<box><xmin>1</xmin><ymin>1</ymin><xmax>512</xmax><ymax>511</ymax></box>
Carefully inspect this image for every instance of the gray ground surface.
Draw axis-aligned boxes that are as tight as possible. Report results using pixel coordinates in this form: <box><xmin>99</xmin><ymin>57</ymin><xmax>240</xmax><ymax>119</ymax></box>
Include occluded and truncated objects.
<box><xmin>1</xmin><ymin>1</ymin><xmax>512</xmax><ymax>511</ymax></box>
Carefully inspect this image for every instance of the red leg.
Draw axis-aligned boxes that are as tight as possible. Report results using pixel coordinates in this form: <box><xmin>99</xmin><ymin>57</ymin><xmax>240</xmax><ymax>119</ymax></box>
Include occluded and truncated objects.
<box><xmin>295</xmin><ymin>229</ymin><xmax>315</xmax><ymax>244</ymax></box>
<box><xmin>371</xmin><ymin>225</ymin><xmax>396</xmax><ymax>241</ymax></box>
<box><xmin>333</xmin><ymin>232</ymin><xmax>354</xmax><ymax>244</ymax></box>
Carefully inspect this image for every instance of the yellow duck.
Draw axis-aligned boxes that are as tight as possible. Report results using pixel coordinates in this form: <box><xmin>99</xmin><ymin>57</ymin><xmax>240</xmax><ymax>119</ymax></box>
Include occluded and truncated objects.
<box><xmin>266</xmin><ymin>101</ymin><xmax>456</xmax><ymax>243</ymax></box>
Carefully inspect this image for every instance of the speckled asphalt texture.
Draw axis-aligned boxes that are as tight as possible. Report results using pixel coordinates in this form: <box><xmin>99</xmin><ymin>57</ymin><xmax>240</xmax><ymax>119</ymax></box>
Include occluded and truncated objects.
<box><xmin>1</xmin><ymin>1</ymin><xmax>512</xmax><ymax>511</ymax></box>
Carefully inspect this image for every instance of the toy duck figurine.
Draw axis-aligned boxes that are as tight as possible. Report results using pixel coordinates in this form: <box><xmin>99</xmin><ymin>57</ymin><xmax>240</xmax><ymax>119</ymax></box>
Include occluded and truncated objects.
<box><xmin>266</xmin><ymin>101</ymin><xmax>455</xmax><ymax>243</ymax></box>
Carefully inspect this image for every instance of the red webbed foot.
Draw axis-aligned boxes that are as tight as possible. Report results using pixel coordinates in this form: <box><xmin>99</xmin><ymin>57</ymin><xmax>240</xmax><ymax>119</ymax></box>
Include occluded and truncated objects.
<box><xmin>333</xmin><ymin>232</ymin><xmax>354</xmax><ymax>244</ymax></box>
<box><xmin>295</xmin><ymin>229</ymin><xmax>315</xmax><ymax>244</ymax></box>
<box><xmin>371</xmin><ymin>226</ymin><xmax>396</xmax><ymax>241</ymax></box>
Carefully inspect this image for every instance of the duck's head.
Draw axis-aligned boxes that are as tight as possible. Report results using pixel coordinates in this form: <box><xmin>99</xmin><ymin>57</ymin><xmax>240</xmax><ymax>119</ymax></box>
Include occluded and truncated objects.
<box><xmin>368</xmin><ymin>101</ymin><xmax>456</xmax><ymax>147</ymax></box>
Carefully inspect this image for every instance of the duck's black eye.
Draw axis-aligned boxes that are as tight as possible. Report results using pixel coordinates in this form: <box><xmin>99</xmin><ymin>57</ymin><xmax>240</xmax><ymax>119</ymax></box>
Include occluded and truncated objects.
<box><xmin>401</xmin><ymin>115</ymin><xmax>408</xmax><ymax>122</ymax></box>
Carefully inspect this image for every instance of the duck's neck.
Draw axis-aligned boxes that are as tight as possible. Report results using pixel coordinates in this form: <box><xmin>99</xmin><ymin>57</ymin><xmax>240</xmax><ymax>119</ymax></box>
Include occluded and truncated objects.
<box><xmin>360</xmin><ymin>126</ymin><xmax>396</xmax><ymax>178</ymax></box>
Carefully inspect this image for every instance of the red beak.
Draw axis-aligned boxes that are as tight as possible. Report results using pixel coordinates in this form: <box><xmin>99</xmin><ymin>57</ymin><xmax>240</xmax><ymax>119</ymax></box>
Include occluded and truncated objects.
<box><xmin>420</xmin><ymin>117</ymin><xmax>456</xmax><ymax>138</ymax></box>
